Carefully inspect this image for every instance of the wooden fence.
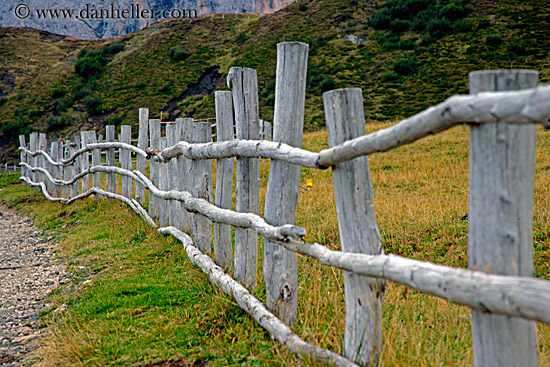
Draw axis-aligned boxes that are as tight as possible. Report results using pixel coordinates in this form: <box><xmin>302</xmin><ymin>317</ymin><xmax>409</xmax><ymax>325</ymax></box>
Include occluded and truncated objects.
<box><xmin>16</xmin><ymin>42</ymin><xmax>550</xmax><ymax>367</ymax></box>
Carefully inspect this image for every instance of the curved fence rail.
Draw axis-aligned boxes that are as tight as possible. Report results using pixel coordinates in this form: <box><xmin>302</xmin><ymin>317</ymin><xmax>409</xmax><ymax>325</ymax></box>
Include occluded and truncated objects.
<box><xmin>16</xmin><ymin>42</ymin><xmax>550</xmax><ymax>367</ymax></box>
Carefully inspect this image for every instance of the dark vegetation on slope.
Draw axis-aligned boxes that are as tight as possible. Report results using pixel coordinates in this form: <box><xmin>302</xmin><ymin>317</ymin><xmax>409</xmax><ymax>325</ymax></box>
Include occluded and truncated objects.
<box><xmin>0</xmin><ymin>0</ymin><xmax>549</xmax><ymax>162</ymax></box>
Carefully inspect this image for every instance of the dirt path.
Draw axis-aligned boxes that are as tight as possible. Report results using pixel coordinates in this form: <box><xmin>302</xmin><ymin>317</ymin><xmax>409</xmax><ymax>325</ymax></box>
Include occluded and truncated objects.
<box><xmin>0</xmin><ymin>206</ymin><xmax>65</xmax><ymax>367</ymax></box>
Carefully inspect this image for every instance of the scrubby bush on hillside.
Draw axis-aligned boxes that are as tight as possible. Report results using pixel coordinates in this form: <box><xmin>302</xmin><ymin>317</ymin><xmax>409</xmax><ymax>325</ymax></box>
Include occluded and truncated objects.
<box><xmin>51</xmin><ymin>87</ymin><xmax>68</xmax><ymax>99</ymax></box>
<box><xmin>169</xmin><ymin>47</ymin><xmax>190</xmax><ymax>62</ymax></box>
<box><xmin>486</xmin><ymin>34</ymin><xmax>503</xmax><ymax>47</ymax></box>
<box><xmin>1</xmin><ymin>117</ymin><xmax>31</xmax><ymax>142</ymax></box>
<box><xmin>75</xmin><ymin>42</ymin><xmax>125</xmax><ymax>80</ymax></box>
<box><xmin>393</xmin><ymin>57</ymin><xmax>418</xmax><ymax>76</ymax></box>
<box><xmin>84</xmin><ymin>94</ymin><xmax>102</xmax><ymax>115</ymax></box>
<box><xmin>46</xmin><ymin>115</ymin><xmax>69</xmax><ymax>132</ymax></box>
<box><xmin>75</xmin><ymin>55</ymin><xmax>105</xmax><ymax>79</ymax></box>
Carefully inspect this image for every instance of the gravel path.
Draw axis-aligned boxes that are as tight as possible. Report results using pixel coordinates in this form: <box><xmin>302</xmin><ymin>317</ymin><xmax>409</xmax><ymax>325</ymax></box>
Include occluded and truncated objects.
<box><xmin>0</xmin><ymin>206</ymin><xmax>66</xmax><ymax>367</ymax></box>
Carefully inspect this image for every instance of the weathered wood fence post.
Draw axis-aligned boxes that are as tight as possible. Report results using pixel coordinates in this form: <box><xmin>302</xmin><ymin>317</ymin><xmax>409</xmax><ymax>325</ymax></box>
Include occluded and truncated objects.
<box><xmin>136</xmin><ymin>108</ymin><xmax>149</xmax><ymax>204</ymax></box>
<box><xmin>263</xmin><ymin>42</ymin><xmax>308</xmax><ymax>327</ymax></box>
<box><xmin>80</xmin><ymin>131</ymin><xmax>90</xmax><ymax>193</ymax></box>
<box><xmin>120</xmin><ymin>125</ymin><xmax>132</xmax><ymax>198</ymax></box>
<box><xmin>177</xmin><ymin>117</ymin><xmax>194</xmax><ymax>231</ymax></box>
<box><xmin>191</xmin><ymin>122</ymin><xmax>213</xmax><ymax>253</ymax></box>
<box><xmin>49</xmin><ymin>141</ymin><xmax>58</xmax><ymax>196</ymax></box>
<box><xmin>18</xmin><ymin>135</ymin><xmax>26</xmax><ymax>181</ymax></box>
<box><xmin>214</xmin><ymin>91</ymin><xmax>235</xmax><ymax>270</ymax></box>
<box><xmin>228</xmin><ymin>66</ymin><xmax>260</xmax><ymax>288</ymax></box>
<box><xmin>324</xmin><ymin>88</ymin><xmax>385</xmax><ymax>366</ymax></box>
<box><xmin>62</xmin><ymin>142</ymin><xmax>71</xmax><ymax>199</ymax></box>
<box><xmin>159</xmin><ymin>135</ymin><xmax>170</xmax><ymax>227</ymax></box>
<box><xmin>106</xmin><ymin>126</ymin><xmax>116</xmax><ymax>199</ymax></box>
<box><xmin>166</xmin><ymin>123</ymin><xmax>184</xmax><ymax>229</ymax></box>
<box><xmin>90</xmin><ymin>131</ymin><xmax>101</xmax><ymax>200</ymax></box>
<box><xmin>38</xmin><ymin>133</ymin><xmax>47</xmax><ymax>189</ymax></box>
<box><xmin>72</xmin><ymin>136</ymin><xmax>81</xmax><ymax>197</ymax></box>
<box><xmin>149</xmin><ymin>119</ymin><xmax>161</xmax><ymax>219</ymax></box>
<box><xmin>468</xmin><ymin>70</ymin><xmax>539</xmax><ymax>367</ymax></box>
<box><xmin>54</xmin><ymin>141</ymin><xmax>63</xmax><ymax>197</ymax></box>
<box><xmin>29</xmin><ymin>132</ymin><xmax>37</xmax><ymax>185</ymax></box>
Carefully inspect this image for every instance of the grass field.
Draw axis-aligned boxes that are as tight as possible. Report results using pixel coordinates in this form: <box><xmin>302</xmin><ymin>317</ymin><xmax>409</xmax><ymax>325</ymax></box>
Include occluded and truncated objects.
<box><xmin>1</xmin><ymin>121</ymin><xmax>549</xmax><ymax>366</ymax></box>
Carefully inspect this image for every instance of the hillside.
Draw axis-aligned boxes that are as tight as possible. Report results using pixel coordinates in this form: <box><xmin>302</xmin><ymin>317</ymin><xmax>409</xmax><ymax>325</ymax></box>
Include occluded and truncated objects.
<box><xmin>1</xmin><ymin>0</ymin><xmax>550</xmax><ymax>162</ymax></box>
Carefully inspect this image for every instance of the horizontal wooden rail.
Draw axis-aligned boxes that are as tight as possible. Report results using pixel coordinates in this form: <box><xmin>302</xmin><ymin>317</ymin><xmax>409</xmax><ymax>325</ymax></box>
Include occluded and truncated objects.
<box><xmin>19</xmin><ymin>162</ymin><xmax>306</xmax><ymax>241</ymax></box>
<box><xmin>20</xmin><ymin>176</ymin><xmax>157</xmax><ymax>227</ymax></box>
<box><xmin>20</xmin><ymin>173</ymin><xmax>352</xmax><ymax>366</ymax></box>
<box><xmin>20</xmin><ymin>161</ymin><xmax>550</xmax><ymax>325</ymax></box>
<box><xmin>159</xmin><ymin>226</ymin><xmax>358</xmax><ymax>367</ymax></box>
<box><xmin>270</xmin><ymin>238</ymin><xmax>550</xmax><ymax>325</ymax></box>
<box><xmin>148</xmin><ymin>85</ymin><xmax>550</xmax><ymax>168</ymax></box>
<box><xmin>19</xmin><ymin>142</ymin><xmax>147</xmax><ymax>166</ymax></box>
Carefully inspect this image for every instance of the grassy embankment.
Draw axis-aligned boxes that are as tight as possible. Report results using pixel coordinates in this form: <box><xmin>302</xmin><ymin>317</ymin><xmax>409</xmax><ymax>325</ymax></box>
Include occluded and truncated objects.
<box><xmin>1</xmin><ymin>121</ymin><xmax>549</xmax><ymax>366</ymax></box>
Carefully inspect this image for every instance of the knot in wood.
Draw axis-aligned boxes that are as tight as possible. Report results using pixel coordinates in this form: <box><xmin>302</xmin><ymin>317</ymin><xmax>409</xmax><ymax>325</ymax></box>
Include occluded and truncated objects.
<box><xmin>145</xmin><ymin>147</ymin><xmax>160</xmax><ymax>158</ymax></box>
<box><xmin>279</xmin><ymin>283</ymin><xmax>291</xmax><ymax>301</ymax></box>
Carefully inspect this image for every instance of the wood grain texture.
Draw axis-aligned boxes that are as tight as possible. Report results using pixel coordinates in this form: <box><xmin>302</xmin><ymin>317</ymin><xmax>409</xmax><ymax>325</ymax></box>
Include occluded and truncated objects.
<box><xmin>49</xmin><ymin>142</ymin><xmax>58</xmax><ymax>197</ymax></box>
<box><xmin>62</xmin><ymin>142</ymin><xmax>71</xmax><ymax>199</ymax></box>
<box><xmin>191</xmin><ymin>122</ymin><xmax>213</xmax><ymax>254</ymax></box>
<box><xmin>324</xmin><ymin>88</ymin><xmax>385</xmax><ymax>366</ymax></box>
<box><xmin>106</xmin><ymin>126</ymin><xmax>116</xmax><ymax>200</ymax></box>
<box><xmin>263</xmin><ymin>42</ymin><xmax>308</xmax><ymax>327</ymax></box>
<box><xmin>38</xmin><ymin>134</ymin><xmax>47</xmax><ymax>192</ymax></box>
<box><xmin>468</xmin><ymin>70</ymin><xmax>539</xmax><ymax>367</ymax></box>
<box><xmin>214</xmin><ymin>91</ymin><xmax>235</xmax><ymax>270</ymax></box>
<box><xmin>166</xmin><ymin>123</ymin><xmax>184</xmax><ymax>229</ymax></box>
<box><xmin>80</xmin><ymin>131</ymin><xmax>90</xmax><ymax>193</ymax></box>
<box><xmin>120</xmin><ymin>126</ymin><xmax>132</xmax><ymax>199</ymax></box>
<box><xmin>177</xmin><ymin>118</ymin><xmax>193</xmax><ymax>231</ymax></box>
<box><xmin>159</xmin><ymin>136</ymin><xmax>170</xmax><ymax>227</ymax></box>
<box><xmin>90</xmin><ymin>131</ymin><xmax>101</xmax><ymax>201</ymax></box>
<box><xmin>18</xmin><ymin>135</ymin><xmax>27</xmax><ymax>183</ymax></box>
<box><xmin>71</xmin><ymin>136</ymin><xmax>81</xmax><ymax>197</ymax></box>
<box><xmin>148</xmin><ymin>119</ymin><xmax>161</xmax><ymax>219</ymax></box>
<box><xmin>229</xmin><ymin>67</ymin><xmax>260</xmax><ymax>288</ymax></box>
<box><xmin>136</xmin><ymin>108</ymin><xmax>149</xmax><ymax>204</ymax></box>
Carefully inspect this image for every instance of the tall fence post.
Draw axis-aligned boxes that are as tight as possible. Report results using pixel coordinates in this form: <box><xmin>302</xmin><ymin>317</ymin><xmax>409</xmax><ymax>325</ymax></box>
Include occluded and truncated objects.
<box><xmin>159</xmin><ymin>136</ymin><xmax>170</xmax><ymax>227</ymax></box>
<box><xmin>49</xmin><ymin>141</ymin><xmax>58</xmax><ymax>197</ymax></box>
<box><xmin>191</xmin><ymin>122</ymin><xmax>213</xmax><ymax>254</ymax></box>
<box><xmin>29</xmin><ymin>132</ymin><xmax>38</xmax><ymax>186</ymax></box>
<box><xmin>214</xmin><ymin>91</ymin><xmax>235</xmax><ymax>270</ymax></box>
<box><xmin>468</xmin><ymin>70</ymin><xmax>539</xmax><ymax>367</ymax></box>
<box><xmin>106</xmin><ymin>126</ymin><xmax>116</xmax><ymax>199</ymax></box>
<box><xmin>136</xmin><ymin>108</ymin><xmax>149</xmax><ymax>204</ymax></box>
<box><xmin>149</xmin><ymin>119</ymin><xmax>161</xmax><ymax>219</ymax></box>
<box><xmin>228</xmin><ymin>66</ymin><xmax>260</xmax><ymax>288</ymax></box>
<box><xmin>90</xmin><ymin>131</ymin><xmax>101</xmax><ymax>200</ymax></box>
<box><xmin>53</xmin><ymin>141</ymin><xmax>64</xmax><ymax>197</ymax></box>
<box><xmin>38</xmin><ymin>133</ymin><xmax>47</xmax><ymax>189</ymax></box>
<box><xmin>179</xmin><ymin>118</ymin><xmax>194</xmax><ymax>231</ymax></box>
<box><xmin>80</xmin><ymin>131</ymin><xmax>90</xmax><ymax>193</ymax></box>
<box><xmin>324</xmin><ymin>88</ymin><xmax>385</xmax><ymax>366</ymax></box>
<box><xmin>72</xmin><ymin>136</ymin><xmax>81</xmax><ymax>197</ymax></box>
<box><xmin>167</xmin><ymin>123</ymin><xmax>184</xmax><ymax>229</ymax></box>
<box><xmin>263</xmin><ymin>42</ymin><xmax>308</xmax><ymax>327</ymax></box>
<box><xmin>18</xmin><ymin>135</ymin><xmax>26</xmax><ymax>181</ymax></box>
<box><xmin>63</xmin><ymin>142</ymin><xmax>71</xmax><ymax>199</ymax></box>
<box><xmin>120</xmin><ymin>125</ymin><xmax>132</xmax><ymax>198</ymax></box>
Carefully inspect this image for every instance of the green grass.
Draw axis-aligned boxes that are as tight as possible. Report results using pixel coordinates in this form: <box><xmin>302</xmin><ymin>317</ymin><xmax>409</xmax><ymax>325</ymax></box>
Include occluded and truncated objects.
<box><xmin>0</xmin><ymin>184</ymin><xmax>298</xmax><ymax>366</ymax></box>
<box><xmin>1</xmin><ymin>122</ymin><xmax>549</xmax><ymax>366</ymax></box>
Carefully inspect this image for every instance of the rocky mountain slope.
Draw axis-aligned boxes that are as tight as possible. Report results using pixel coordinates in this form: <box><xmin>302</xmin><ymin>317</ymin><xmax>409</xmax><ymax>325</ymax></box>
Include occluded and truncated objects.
<box><xmin>0</xmin><ymin>0</ymin><xmax>294</xmax><ymax>39</ymax></box>
<box><xmin>0</xmin><ymin>0</ymin><xmax>549</xmax><ymax>163</ymax></box>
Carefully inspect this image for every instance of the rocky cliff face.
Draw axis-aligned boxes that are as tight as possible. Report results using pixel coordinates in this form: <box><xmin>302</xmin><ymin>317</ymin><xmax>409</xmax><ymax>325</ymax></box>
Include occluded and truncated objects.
<box><xmin>0</xmin><ymin>0</ymin><xmax>294</xmax><ymax>39</ymax></box>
